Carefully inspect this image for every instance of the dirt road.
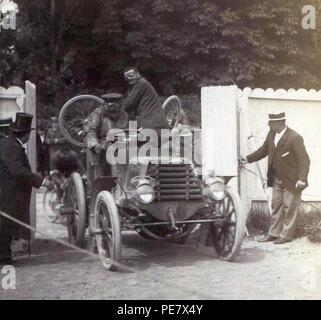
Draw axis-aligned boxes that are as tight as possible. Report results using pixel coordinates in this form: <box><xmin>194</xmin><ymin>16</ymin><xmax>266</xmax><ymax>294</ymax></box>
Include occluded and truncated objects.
<box><xmin>1</xmin><ymin>193</ymin><xmax>321</xmax><ymax>300</ymax></box>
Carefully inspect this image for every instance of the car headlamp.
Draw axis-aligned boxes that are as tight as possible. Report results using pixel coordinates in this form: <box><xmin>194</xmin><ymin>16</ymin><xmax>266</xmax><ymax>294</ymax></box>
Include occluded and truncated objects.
<box><xmin>206</xmin><ymin>176</ymin><xmax>226</xmax><ymax>201</ymax></box>
<box><xmin>131</xmin><ymin>176</ymin><xmax>155</xmax><ymax>204</ymax></box>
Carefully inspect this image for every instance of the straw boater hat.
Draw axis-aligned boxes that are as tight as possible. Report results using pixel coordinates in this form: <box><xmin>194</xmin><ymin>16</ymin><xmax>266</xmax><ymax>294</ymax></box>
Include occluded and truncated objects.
<box><xmin>268</xmin><ymin>112</ymin><xmax>286</xmax><ymax>121</ymax></box>
<box><xmin>9</xmin><ymin>112</ymin><xmax>35</xmax><ymax>132</ymax></box>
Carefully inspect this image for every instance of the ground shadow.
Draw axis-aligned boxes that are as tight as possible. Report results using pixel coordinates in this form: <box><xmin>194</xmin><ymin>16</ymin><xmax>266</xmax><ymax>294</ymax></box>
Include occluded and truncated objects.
<box><xmin>15</xmin><ymin>238</ymin><xmax>96</xmax><ymax>268</ymax></box>
<box><xmin>14</xmin><ymin>234</ymin><xmax>267</xmax><ymax>271</ymax></box>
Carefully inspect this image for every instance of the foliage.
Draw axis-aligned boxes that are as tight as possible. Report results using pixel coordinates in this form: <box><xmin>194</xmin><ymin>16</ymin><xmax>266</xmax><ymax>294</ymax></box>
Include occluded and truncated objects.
<box><xmin>295</xmin><ymin>202</ymin><xmax>321</xmax><ymax>242</ymax></box>
<box><xmin>247</xmin><ymin>201</ymin><xmax>271</xmax><ymax>235</ymax></box>
<box><xmin>0</xmin><ymin>0</ymin><xmax>320</xmax><ymax>120</ymax></box>
<box><xmin>247</xmin><ymin>201</ymin><xmax>321</xmax><ymax>242</ymax></box>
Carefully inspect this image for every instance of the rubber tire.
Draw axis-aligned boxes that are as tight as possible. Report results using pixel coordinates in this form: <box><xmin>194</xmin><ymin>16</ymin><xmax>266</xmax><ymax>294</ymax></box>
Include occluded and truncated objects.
<box><xmin>213</xmin><ymin>187</ymin><xmax>246</xmax><ymax>261</ymax></box>
<box><xmin>67</xmin><ymin>172</ymin><xmax>87</xmax><ymax>248</ymax></box>
<box><xmin>94</xmin><ymin>191</ymin><xmax>122</xmax><ymax>271</ymax></box>
<box><xmin>58</xmin><ymin>95</ymin><xmax>104</xmax><ymax>147</ymax></box>
<box><xmin>161</xmin><ymin>95</ymin><xmax>181</xmax><ymax>130</ymax></box>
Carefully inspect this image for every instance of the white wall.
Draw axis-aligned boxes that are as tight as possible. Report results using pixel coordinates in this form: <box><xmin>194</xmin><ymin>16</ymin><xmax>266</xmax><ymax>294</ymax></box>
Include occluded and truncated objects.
<box><xmin>202</xmin><ymin>86</ymin><xmax>321</xmax><ymax>213</ymax></box>
<box><xmin>239</xmin><ymin>88</ymin><xmax>321</xmax><ymax>205</ymax></box>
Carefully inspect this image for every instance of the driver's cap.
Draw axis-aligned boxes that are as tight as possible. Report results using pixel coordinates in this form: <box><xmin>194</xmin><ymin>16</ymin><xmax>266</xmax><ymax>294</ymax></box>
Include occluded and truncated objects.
<box><xmin>101</xmin><ymin>93</ymin><xmax>123</xmax><ymax>104</ymax></box>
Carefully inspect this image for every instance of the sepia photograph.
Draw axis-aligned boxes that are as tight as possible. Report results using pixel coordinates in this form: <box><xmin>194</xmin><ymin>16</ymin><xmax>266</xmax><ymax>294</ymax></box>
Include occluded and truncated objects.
<box><xmin>0</xmin><ymin>0</ymin><xmax>321</xmax><ymax>303</ymax></box>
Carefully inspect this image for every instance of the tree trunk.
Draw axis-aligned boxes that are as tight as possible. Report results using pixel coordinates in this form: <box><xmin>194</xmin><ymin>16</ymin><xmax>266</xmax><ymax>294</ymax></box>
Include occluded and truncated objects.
<box><xmin>50</xmin><ymin>0</ymin><xmax>57</xmax><ymax>109</ymax></box>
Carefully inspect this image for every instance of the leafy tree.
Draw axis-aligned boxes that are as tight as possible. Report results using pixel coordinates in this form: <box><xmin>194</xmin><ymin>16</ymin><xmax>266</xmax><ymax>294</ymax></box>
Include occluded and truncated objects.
<box><xmin>1</xmin><ymin>0</ymin><xmax>320</xmax><ymax>120</ymax></box>
<box><xmin>93</xmin><ymin>0</ymin><xmax>317</xmax><ymax>92</ymax></box>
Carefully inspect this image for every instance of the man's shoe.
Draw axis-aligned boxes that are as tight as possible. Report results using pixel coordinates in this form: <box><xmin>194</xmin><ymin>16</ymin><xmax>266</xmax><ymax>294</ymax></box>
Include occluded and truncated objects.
<box><xmin>258</xmin><ymin>235</ymin><xmax>278</xmax><ymax>242</ymax></box>
<box><xmin>273</xmin><ymin>238</ymin><xmax>291</xmax><ymax>245</ymax></box>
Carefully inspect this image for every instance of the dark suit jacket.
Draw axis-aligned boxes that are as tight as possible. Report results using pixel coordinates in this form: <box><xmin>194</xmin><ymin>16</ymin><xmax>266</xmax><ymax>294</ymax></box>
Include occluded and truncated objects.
<box><xmin>247</xmin><ymin>127</ymin><xmax>310</xmax><ymax>194</ymax></box>
<box><xmin>123</xmin><ymin>77</ymin><xmax>169</xmax><ymax>130</ymax></box>
<box><xmin>0</xmin><ymin>135</ymin><xmax>43</xmax><ymax>239</ymax></box>
<box><xmin>36</xmin><ymin>132</ymin><xmax>49</xmax><ymax>174</ymax></box>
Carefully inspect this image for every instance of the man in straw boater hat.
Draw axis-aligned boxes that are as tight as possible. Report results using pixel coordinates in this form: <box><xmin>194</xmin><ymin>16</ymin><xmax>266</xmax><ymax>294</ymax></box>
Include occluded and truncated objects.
<box><xmin>0</xmin><ymin>113</ymin><xmax>54</xmax><ymax>265</ymax></box>
<box><xmin>242</xmin><ymin>112</ymin><xmax>310</xmax><ymax>244</ymax></box>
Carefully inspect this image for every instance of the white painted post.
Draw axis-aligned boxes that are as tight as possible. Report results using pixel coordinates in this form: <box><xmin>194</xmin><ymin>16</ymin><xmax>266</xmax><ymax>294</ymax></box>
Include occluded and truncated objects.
<box><xmin>25</xmin><ymin>81</ymin><xmax>37</xmax><ymax>232</ymax></box>
<box><xmin>201</xmin><ymin>86</ymin><xmax>238</xmax><ymax>179</ymax></box>
<box><xmin>238</xmin><ymin>88</ymin><xmax>252</xmax><ymax>215</ymax></box>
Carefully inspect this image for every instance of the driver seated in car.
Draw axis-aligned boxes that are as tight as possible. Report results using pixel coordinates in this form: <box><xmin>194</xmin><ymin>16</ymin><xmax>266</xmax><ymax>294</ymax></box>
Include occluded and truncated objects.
<box><xmin>83</xmin><ymin>93</ymin><xmax>129</xmax><ymax>182</ymax></box>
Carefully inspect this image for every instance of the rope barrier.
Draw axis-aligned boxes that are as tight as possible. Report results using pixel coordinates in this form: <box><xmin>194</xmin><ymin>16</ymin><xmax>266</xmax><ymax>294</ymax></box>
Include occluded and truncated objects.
<box><xmin>0</xmin><ymin>209</ymin><xmax>214</xmax><ymax>299</ymax></box>
<box><xmin>240</xmin><ymin>164</ymin><xmax>321</xmax><ymax>213</ymax></box>
<box><xmin>1</xmin><ymin>164</ymin><xmax>319</xmax><ymax>297</ymax></box>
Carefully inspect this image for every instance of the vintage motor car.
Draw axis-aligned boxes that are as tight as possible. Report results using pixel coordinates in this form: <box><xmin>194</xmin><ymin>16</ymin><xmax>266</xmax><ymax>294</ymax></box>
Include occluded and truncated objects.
<box><xmin>53</xmin><ymin>94</ymin><xmax>246</xmax><ymax>271</ymax></box>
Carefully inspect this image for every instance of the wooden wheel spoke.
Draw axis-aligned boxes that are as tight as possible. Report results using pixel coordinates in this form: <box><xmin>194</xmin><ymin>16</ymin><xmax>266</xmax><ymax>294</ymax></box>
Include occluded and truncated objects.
<box><xmin>63</xmin><ymin>115</ymin><xmax>75</xmax><ymax>122</ymax></box>
<box><xmin>225</xmin><ymin>230</ymin><xmax>235</xmax><ymax>251</ymax></box>
<box><xmin>227</xmin><ymin>220</ymin><xmax>236</xmax><ymax>227</ymax></box>
<box><xmin>227</xmin><ymin>198</ymin><xmax>233</xmax><ymax>213</ymax></box>
<box><xmin>224</xmin><ymin>209</ymin><xmax>235</xmax><ymax>223</ymax></box>
<box><xmin>99</xmin><ymin>214</ymin><xmax>107</xmax><ymax>228</ymax></box>
<box><xmin>66</xmin><ymin>122</ymin><xmax>76</xmax><ymax>131</ymax></box>
<box><xmin>213</xmin><ymin>195</ymin><xmax>238</xmax><ymax>254</ymax></box>
<box><xmin>67</xmin><ymin>122</ymin><xmax>81</xmax><ymax>131</ymax></box>
<box><xmin>87</xmin><ymin>99</ymin><xmax>97</xmax><ymax>111</ymax></box>
<box><xmin>210</xmin><ymin>190</ymin><xmax>245</xmax><ymax>260</ymax></box>
<box><xmin>60</xmin><ymin>95</ymin><xmax>104</xmax><ymax>147</ymax></box>
<box><xmin>69</xmin><ymin>104</ymin><xmax>84</xmax><ymax>119</ymax></box>
<box><xmin>221</xmin><ymin>232</ymin><xmax>228</xmax><ymax>251</ymax></box>
<box><xmin>104</xmin><ymin>230</ymin><xmax>113</xmax><ymax>249</ymax></box>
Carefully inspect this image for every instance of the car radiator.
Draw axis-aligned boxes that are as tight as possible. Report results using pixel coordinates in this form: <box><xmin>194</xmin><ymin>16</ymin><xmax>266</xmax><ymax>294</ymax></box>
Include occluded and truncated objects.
<box><xmin>148</xmin><ymin>163</ymin><xmax>203</xmax><ymax>201</ymax></box>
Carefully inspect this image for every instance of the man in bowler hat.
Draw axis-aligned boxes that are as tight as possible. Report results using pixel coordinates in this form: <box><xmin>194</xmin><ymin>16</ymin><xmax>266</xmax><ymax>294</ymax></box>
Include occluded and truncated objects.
<box><xmin>0</xmin><ymin>113</ymin><xmax>54</xmax><ymax>265</ymax></box>
<box><xmin>242</xmin><ymin>113</ymin><xmax>310</xmax><ymax>244</ymax></box>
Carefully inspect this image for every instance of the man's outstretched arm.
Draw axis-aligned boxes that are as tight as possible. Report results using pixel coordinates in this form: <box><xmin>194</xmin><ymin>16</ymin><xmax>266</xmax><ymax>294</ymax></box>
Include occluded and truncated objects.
<box><xmin>246</xmin><ymin>134</ymin><xmax>270</xmax><ymax>163</ymax></box>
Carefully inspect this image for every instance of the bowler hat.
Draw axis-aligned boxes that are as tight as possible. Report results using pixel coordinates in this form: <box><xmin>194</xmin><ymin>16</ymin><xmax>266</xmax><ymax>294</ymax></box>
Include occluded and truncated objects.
<box><xmin>268</xmin><ymin>112</ymin><xmax>286</xmax><ymax>121</ymax></box>
<box><xmin>10</xmin><ymin>112</ymin><xmax>35</xmax><ymax>132</ymax></box>
<box><xmin>0</xmin><ymin>118</ymin><xmax>13</xmax><ymax>127</ymax></box>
